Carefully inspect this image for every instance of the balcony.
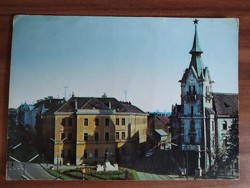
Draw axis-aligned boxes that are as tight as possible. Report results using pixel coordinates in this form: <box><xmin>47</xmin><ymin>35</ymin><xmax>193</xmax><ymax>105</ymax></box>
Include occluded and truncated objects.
<box><xmin>185</xmin><ymin>92</ymin><xmax>197</xmax><ymax>102</ymax></box>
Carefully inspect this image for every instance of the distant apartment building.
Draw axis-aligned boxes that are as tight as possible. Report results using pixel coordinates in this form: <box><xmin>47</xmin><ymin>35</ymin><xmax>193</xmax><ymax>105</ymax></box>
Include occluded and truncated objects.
<box><xmin>54</xmin><ymin>95</ymin><xmax>147</xmax><ymax>165</ymax></box>
<box><xmin>34</xmin><ymin>97</ymin><xmax>65</xmax><ymax>161</ymax></box>
<box><xmin>17</xmin><ymin>103</ymin><xmax>35</xmax><ymax>128</ymax></box>
<box><xmin>147</xmin><ymin>113</ymin><xmax>171</xmax><ymax>150</ymax></box>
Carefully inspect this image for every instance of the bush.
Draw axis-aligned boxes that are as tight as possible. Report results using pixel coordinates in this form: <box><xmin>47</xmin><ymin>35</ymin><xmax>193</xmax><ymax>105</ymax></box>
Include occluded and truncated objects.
<box><xmin>63</xmin><ymin>169</ymin><xmax>83</xmax><ymax>179</ymax></box>
<box><xmin>85</xmin><ymin>170</ymin><xmax>126</xmax><ymax>180</ymax></box>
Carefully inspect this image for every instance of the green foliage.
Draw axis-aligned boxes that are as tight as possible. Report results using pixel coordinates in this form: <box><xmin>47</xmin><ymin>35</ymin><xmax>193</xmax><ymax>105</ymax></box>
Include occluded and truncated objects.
<box><xmin>47</xmin><ymin>168</ymin><xmax>140</xmax><ymax>181</ymax></box>
<box><xmin>128</xmin><ymin>169</ymin><xmax>140</xmax><ymax>180</ymax></box>
<box><xmin>63</xmin><ymin>169</ymin><xmax>83</xmax><ymax>179</ymax></box>
<box><xmin>86</xmin><ymin>170</ymin><xmax>126</xmax><ymax>180</ymax></box>
<box><xmin>227</xmin><ymin>110</ymin><xmax>239</xmax><ymax>162</ymax></box>
<box><xmin>207</xmin><ymin>110</ymin><xmax>239</xmax><ymax>178</ymax></box>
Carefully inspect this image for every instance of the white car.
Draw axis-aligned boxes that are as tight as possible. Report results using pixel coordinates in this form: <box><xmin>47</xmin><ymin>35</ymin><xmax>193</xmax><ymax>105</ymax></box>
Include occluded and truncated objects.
<box><xmin>145</xmin><ymin>151</ymin><xmax>153</xmax><ymax>157</ymax></box>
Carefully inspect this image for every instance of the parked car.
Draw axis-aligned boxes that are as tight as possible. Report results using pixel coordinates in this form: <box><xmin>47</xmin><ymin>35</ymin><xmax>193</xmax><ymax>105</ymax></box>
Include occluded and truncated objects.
<box><xmin>145</xmin><ymin>151</ymin><xmax>153</xmax><ymax>157</ymax></box>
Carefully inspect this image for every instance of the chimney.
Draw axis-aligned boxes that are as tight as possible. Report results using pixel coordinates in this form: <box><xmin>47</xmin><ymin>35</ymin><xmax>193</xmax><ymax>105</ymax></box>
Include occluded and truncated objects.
<box><xmin>74</xmin><ymin>98</ymin><xmax>78</xmax><ymax>111</ymax></box>
<box><xmin>108</xmin><ymin>101</ymin><xmax>111</xmax><ymax>109</ymax></box>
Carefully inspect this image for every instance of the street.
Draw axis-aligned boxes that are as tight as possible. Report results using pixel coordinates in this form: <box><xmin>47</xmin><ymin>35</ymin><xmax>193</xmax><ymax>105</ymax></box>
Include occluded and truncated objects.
<box><xmin>6</xmin><ymin>161</ymin><xmax>56</xmax><ymax>180</ymax></box>
<box><xmin>137</xmin><ymin>171</ymin><xmax>174</xmax><ymax>180</ymax></box>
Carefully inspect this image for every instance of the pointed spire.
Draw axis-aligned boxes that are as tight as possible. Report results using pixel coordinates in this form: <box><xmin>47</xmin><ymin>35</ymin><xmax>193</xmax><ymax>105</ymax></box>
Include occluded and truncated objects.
<box><xmin>189</xmin><ymin>19</ymin><xmax>203</xmax><ymax>54</ymax></box>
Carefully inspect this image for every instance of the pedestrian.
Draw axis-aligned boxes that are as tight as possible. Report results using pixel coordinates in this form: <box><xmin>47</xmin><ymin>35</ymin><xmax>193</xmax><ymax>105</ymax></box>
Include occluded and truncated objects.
<box><xmin>11</xmin><ymin>162</ymin><xmax>14</xmax><ymax>169</ymax></box>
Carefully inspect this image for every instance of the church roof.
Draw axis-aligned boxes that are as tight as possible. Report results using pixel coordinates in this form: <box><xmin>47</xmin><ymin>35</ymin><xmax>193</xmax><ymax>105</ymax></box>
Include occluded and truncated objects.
<box><xmin>189</xmin><ymin>19</ymin><xmax>203</xmax><ymax>54</ymax></box>
<box><xmin>180</xmin><ymin>20</ymin><xmax>210</xmax><ymax>83</ymax></box>
<box><xmin>213</xmin><ymin>93</ymin><xmax>238</xmax><ymax>116</ymax></box>
<box><xmin>56</xmin><ymin>97</ymin><xmax>145</xmax><ymax>114</ymax></box>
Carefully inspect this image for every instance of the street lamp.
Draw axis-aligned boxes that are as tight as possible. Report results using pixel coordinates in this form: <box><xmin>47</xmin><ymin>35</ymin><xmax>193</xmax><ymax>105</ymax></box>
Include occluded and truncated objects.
<box><xmin>8</xmin><ymin>142</ymin><xmax>22</xmax><ymax>170</ymax></box>
<box><xmin>50</xmin><ymin>137</ymin><xmax>67</xmax><ymax>171</ymax></box>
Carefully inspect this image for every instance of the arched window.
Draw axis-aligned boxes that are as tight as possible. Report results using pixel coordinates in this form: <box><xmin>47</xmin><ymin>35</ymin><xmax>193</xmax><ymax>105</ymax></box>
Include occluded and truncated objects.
<box><xmin>223</xmin><ymin>121</ymin><xmax>227</xmax><ymax>130</ymax></box>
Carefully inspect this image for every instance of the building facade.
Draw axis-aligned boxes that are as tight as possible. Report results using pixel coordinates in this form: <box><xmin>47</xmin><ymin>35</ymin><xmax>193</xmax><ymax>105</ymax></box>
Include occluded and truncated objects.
<box><xmin>171</xmin><ymin>20</ymin><xmax>238</xmax><ymax>175</ymax></box>
<box><xmin>54</xmin><ymin>96</ymin><xmax>147</xmax><ymax>165</ymax></box>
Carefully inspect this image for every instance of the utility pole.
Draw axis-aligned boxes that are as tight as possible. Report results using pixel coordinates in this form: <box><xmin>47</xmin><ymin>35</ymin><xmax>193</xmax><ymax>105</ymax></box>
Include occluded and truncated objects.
<box><xmin>124</xmin><ymin>90</ymin><xmax>127</xmax><ymax>102</ymax></box>
<box><xmin>64</xmin><ymin>86</ymin><xmax>68</xmax><ymax>100</ymax></box>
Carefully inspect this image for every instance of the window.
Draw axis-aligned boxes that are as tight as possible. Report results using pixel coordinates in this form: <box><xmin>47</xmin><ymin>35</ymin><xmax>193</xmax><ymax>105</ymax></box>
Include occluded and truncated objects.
<box><xmin>95</xmin><ymin>132</ymin><xmax>99</xmax><ymax>141</ymax></box>
<box><xmin>223</xmin><ymin>121</ymin><xmax>227</xmax><ymax>130</ymax></box>
<box><xmin>105</xmin><ymin>118</ymin><xmax>109</xmax><ymax>126</ymax></box>
<box><xmin>190</xmin><ymin>121</ymin><xmax>195</xmax><ymax>131</ymax></box>
<box><xmin>61</xmin><ymin>118</ymin><xmax>66</xmax><ymax>126</ymax></box>
<box><xmin>84</xmin><ymin>118</ymin><xmax>88</xmax><ymax>126</ymax></box>
<box><xmin>105</xmin><ymin>132</ymin><xmax>109</xmax><ymax>141</ymax></box>
<box><xmin>190</xmin><ymin>135</ymin><xmax>195</xmax><ymax>145</ymax></box>
<box><xmin>212</xmin><ymin>121</ymin><xmax>215</xmax><ymax>131</ymax></box>
<box><xmin>68</xmin><ymin>149</ymin><xmax>71</xmax><ymax>160</ymax></box>
<box><xmin>189</xmin><ymin>86</ymin><xmax>192</xmax><ymax>94</ymax></box>
<box><xmin>84</xmin><ymin>150</ymin><xmax>87</xmax><ymax>159</ymax></box>
<box><xmin>68</xmin><ymin>118</ymin><xmax>72</xmax><ymax>127</ymax></box>
<box><xmin>116</xmin><ymin>132</ymin><xmax>119</xmax><ymax>140</ymax></box>
<box><xmin>94</xmin><ymin>149</ymin><xmax>98</xmax><ymax>158</ymax></box>
<box><xmin>116</xmin><ymin>118</ymin><xmax>119</xmax><ymax>125</ymax></box>
<box><xmin>191</xmin><ymin>106</ymin><xmax>194</xmax><ymax>116</ymax></box>
<box><xmin>84</xmin><ymin>133</ymin><xmax>88</xmax><ymax>141</ymax></box>
<box><xmin>68</xmin><ymin>132</ymin><xmax>72</xmax><ymax>141</ymax></box>
<box><xmin>61</xmin><ymin>133</ymin><xmax>65</xmax><ymax>140</ymax></box>
<box><xmin>122</xmin><ymin>132</ymin><xmax>126</xmax><ymax>139</ymax></box>
<box><xmin>122</xmin><ymin>118</ymin><xmax>125</xmax><ymax>125</ymax></box>
<box><xmin>193</xmin><ymin>86</ymin><xmax>196</xmax><ymax>94</ymax></box>
<box><xmin>95</xmin><ymin>118</ymin><xmax>99</xmax><ymax>126</ymax></box>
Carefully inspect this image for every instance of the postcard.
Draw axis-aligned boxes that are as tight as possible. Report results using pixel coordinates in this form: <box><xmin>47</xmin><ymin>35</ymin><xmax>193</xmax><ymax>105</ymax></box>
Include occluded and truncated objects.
<box><xmin>7</xmin><ymin>15</ymin><xmax>238</xmax><ymax>180</ymax></box>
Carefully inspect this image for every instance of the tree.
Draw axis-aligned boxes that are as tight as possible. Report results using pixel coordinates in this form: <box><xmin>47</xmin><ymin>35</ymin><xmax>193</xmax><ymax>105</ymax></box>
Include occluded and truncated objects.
<box><xmin>227</xmin><ymin>110</ymin><xmax>239</xmax><ymax>163</ymax></box>
<box><xmin>208</xmin><ymin>110</ymin><xmax>239</xmax><ymax>178</ymax></box>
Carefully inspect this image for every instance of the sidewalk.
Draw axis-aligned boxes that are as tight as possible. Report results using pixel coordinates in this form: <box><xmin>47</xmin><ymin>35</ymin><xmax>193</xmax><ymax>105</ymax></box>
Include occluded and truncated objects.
<box><xmin>40</xmin><ymin>163</ymin><xmax>88</xmax><ymax>171</ymax></box>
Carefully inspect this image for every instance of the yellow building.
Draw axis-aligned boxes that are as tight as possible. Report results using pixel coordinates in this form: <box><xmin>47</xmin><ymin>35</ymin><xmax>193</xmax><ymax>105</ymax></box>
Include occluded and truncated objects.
<box><xmin>54</xmin><ymin>96</ymin><xmax>147</xmax><ymax>165</ymax></box>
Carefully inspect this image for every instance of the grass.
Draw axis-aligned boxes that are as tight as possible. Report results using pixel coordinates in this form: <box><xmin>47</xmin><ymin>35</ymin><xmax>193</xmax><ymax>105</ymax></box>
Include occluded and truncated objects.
<box><xmin>128</xmin><ymin>169</ymin><xmax>140</xmax><ymax>180</ymax></box>
<box><xmin>47</xmin><ymin>170</ymin><xmax>79</xmax><ymax>180</ymax></box>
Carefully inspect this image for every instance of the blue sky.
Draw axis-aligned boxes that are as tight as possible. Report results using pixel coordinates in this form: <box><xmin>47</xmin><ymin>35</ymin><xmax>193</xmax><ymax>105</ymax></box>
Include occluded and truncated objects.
<box><xmin>9</xmin><ymin>16</ymin><xmax>238</xmax><ymax>112</ymax></box>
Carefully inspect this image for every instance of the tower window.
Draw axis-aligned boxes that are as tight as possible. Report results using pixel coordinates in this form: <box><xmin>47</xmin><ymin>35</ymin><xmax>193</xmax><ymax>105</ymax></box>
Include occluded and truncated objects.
<box><xmin>193</xmin><ymin>86</ymin><xmax>196</xmax><ymax>94</ymax></box>
<box><xmin>190</xmin><ymin>135</ymin><xmax>195</xmax><ymax>145</ymax></box>
<box><xmin>189</xmin><ymin>86</ymin><xmax>192</xmax><ymax>94</ymax></box>
<box><xmin>191</xmin><ymin>106</ymin><xmax>194</xmax><ymax>116</ymax></box>
<box><xmin>190</xmin><ymin>121</ymin><xmax>195</xmax><ymax>131</ymax></box>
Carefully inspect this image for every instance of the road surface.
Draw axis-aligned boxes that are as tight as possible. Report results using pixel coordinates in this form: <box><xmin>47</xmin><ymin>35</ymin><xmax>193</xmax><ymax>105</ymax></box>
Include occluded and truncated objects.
<box><xmin>6</xmin><ymin>161</ymin><xmax>56</xmax><ymax>180</ymax></box>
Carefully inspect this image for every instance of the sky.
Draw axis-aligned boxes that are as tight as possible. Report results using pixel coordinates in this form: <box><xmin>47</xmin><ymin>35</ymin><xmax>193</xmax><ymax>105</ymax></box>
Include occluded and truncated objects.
<box><xmin>9</xmin><ymin>16</ymin><xmax>238</xmax><ymax>112</ymax></box>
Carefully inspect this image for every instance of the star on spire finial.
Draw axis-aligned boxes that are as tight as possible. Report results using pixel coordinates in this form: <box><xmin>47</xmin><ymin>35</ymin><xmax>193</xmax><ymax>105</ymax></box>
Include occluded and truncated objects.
<box><xmin>193</xmin><ymin>19</ymin><xmax>199</xmax><ymax>25</ymax></box>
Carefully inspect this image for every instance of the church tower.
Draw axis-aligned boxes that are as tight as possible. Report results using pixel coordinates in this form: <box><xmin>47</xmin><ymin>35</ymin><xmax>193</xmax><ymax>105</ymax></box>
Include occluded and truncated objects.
<box><xmin>178</xmin><ymin>19</ymin><xmax>214</xmax><ymax>172</ymax></box>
